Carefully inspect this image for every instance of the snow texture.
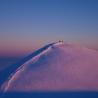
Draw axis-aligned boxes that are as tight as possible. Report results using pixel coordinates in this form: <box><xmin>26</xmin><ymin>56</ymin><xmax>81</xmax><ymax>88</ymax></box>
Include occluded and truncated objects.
<box><xmin>1</xmin><ymin>41</ymin><xmax>98</xmax><ymax>92</ymax></box>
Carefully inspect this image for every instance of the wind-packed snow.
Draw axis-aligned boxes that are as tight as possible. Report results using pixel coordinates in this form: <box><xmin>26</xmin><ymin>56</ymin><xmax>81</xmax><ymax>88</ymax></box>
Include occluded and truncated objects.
<box><xmin>1</xmin><ymin>42</ymin><xmax>98</xmax><ymax>92</ymax></box>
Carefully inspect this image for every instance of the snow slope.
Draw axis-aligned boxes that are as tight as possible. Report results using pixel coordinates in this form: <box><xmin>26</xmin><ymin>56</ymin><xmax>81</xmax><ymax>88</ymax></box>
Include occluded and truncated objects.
<box><xmin>1</xmin><ymin>41</ymin><xmax>98</xmax><ymax>92</ymax></box>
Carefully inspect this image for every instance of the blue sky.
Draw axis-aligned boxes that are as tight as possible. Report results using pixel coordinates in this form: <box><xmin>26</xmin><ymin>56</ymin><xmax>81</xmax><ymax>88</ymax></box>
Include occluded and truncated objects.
<box><xmin>0</xmin><ymin>0</ymin><xmax>98</xmax><ymax>56</ymax></box>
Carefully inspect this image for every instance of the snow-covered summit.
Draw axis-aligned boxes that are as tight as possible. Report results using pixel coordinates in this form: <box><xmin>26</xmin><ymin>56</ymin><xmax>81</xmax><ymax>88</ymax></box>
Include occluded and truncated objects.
<box><xmin>53</xmin><ymin>40</ymin><xmax>64</xmax><ymax>46</ymax></box>
<box><xmin>1</xmin><ymin>41</ymin><xmax>98</xmax><ymax>92</ymax></box>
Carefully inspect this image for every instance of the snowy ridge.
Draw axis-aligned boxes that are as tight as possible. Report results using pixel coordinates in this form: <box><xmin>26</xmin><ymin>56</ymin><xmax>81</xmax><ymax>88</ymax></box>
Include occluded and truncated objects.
<box><xmin>1</xmin><ymin>41</ymin><xmax>64</xmax><ymax>92</ymax></box>
<box><xmin>2</xmin><ymin>47</ymin><xmax>52</xmax><ymax>92</ymax></box>
<box><xmin>1</xmin><ymin>41</ymin><xmax>98</xmax><ymax>92</ymax></box>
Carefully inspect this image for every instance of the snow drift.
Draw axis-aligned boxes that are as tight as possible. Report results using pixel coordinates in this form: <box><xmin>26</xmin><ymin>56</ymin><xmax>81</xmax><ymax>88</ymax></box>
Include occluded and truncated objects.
<box><xmin>1</xmin><ymin>41</ymin><xmax>98</xmax><ymax>92</ymax></box>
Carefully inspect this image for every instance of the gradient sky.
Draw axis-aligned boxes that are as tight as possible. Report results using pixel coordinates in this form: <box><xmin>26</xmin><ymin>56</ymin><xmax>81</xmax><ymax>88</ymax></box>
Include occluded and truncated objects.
<box><xmin>0</xmin><ymin>0</ymin><xmax>98</xmax><ymax>56</ymax></box>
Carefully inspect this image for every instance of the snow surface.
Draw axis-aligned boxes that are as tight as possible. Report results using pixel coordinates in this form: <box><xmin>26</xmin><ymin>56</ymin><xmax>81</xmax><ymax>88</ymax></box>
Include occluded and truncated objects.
<box><xmin>1</xmin><ymin>42</ymin><xmax>98</xmax><ymax>92</ymax></box>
